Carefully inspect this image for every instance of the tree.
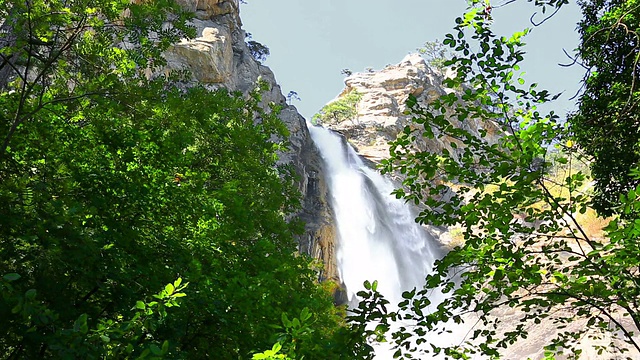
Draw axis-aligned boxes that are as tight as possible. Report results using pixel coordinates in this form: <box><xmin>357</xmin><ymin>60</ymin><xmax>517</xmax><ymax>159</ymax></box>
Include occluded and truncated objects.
<box><xmin>287</xmin><ymin>90</ymin><xmax>301</xmax><ymax>104</ymax></box>
<box><xmin>0</xmin><ymin>1</ymin><xmax>361</xmax><ymax>358</ymax></box>
<box><xmin>569</xmin><ymin>0</ymin><xmax>640</xmax><ymax>216</ymax></box>
<box><xmin>312</xmin><ymin>90</ymin><xmax>362</xmax><ymax>125</ymax></box>
<box><xmin>418</xmin><ymin>40</ymin><xmax>452</xmax><ymax>71</ymax></box>
<box><xmin>0</xmin><ymin>0</ymin><xmax>194</xmax><ymax>159</ymax></box>
<box><xmin>360</xmin><ymin>0</ymin><xmax>640</xmax><ymax>358</ymax></box>
<box><xmin>246</xmin><ymin>33</ymin><xmax>270</xmax><ymax>63</ymax></box>
<box><xmin>341</xmin><ymin>68</ymin><xmax>353</xmax><ymax>77</ymax></box>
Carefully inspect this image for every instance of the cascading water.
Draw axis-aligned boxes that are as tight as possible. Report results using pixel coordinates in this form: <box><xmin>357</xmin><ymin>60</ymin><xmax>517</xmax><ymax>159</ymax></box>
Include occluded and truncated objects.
<box><xmin>308</xmin><ymin>124</ymin><xmax>448</xmax><ymax>358</ymax></box>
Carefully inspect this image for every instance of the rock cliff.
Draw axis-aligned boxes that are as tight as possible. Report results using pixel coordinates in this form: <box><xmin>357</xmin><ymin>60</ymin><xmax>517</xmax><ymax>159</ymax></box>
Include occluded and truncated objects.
<box><xmin>325</xmin><ymin>53</ymin><xmax>503</xmax><ymax>166</ymax></box>
<box><xmin>161</xmin><ymin>0</ymin><xmax>339</xmax><ymax>283</ymax></box>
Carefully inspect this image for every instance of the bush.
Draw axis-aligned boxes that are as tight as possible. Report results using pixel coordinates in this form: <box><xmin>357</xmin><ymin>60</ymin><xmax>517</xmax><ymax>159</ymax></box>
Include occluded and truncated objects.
<box><xmin>312</xmin><ymin>90</ymin><xmax>362</xmax><ymax>125</ymax></box>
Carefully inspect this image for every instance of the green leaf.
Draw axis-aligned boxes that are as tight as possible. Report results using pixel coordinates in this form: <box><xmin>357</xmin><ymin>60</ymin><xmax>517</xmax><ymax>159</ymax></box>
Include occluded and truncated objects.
<box><xmin>11</xmin><ymin>303</ymin><xmax>21</xmax><ymax>314</ymax></box>
<box><xmin>281</xmin><ymin>312</ymin><xmax>292</xmax><ymax>328</ymax></box>
<box><xmin>364</xmin><ymin>280</ymin><xmax>372</xmax><ymax>290</ymax></box>
<box><xmin>150</xmin><ymin>344</ymin><xmax>163</xmax><ymax>355</ymax></box>
<box><xmin>74</xmin><ymin>314</ymin><xmax>88</xmax><ymax>334</ymax></box>
<box><xmin>164</xmin><ymin>283</ymin><xmax>175</xmax><ymax>295</ymax></box>
<box><xmin>3</xmin><ymin>273</ymin><xmax>21</xmax><ymax>282</ymax></box>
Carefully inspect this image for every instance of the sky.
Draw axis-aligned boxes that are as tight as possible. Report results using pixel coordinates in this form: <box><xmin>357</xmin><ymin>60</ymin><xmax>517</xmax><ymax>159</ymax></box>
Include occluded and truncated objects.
<box><xmin>240</xmin><ymin>1</ymin><xmax>584</xmax><ymax>120</ymax></box>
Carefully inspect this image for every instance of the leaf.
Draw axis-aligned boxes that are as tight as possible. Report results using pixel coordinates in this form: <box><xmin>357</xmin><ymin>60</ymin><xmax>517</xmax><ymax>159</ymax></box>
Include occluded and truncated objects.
<box><xmin>165</xmin><ymin>283</ymin><xmax>175</xmax><ymax>295</ymax></box>
<box><xmin>25</xmin><ymin>289</ymin><xmax>37</xmax><ymax>300</ymax></box>
<box><xmin>3</xmin><ymin>273</ymin><xmax>21</xmax><ymax>282</ymax></box>
<box><xmin>11</xmin><ymin>303</ymin><xmax>21</xmax><ymax>314</ymax></box>
<box><xmin>406</xmin><ymin>94</ymin><xmax>418</xmax><ymax>108</ymax></box>
<box><xmin>281</xmin><ymin>312</ymin><xmax>292</xmax><ymax>328</ymax></box>
<box><xmin>150</xmin><ymin>344</ymin><xmax>163</xmax><ymax>355</ymax></box>
<box><xmin>300</xmin><ymin>307</ymin><xmax>311</xmax><ymax>322</ymax></box>
<box><xmin>364</xmin><ymin>280</ymin><xmax>372</xmax><ymax>290</ymax></box>
<box><xmin>140</xmin><ymin>349</ymin><xmax>151</xmax><ymax>358</ymax></box>
<box><xmin>74</xmin><ymin>314</ymin><xmax>89</xmax><ymax>334</ymax></box>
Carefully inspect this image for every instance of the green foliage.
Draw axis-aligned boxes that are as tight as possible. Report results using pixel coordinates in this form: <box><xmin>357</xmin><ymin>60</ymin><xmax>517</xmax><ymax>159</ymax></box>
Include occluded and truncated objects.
<box><xmin>346</xmin><ymin>280</ymin><xmax>391</xmax><ymax>352</ymax></box>
<box><xmin>252</xmin><ymin>282</ymin><xmax>394</xmax><ymax>360</ymax></box>
<box><xmin>1</xmin><ymin>275</ymin><xmax>187</xmax><ymax>359</ymax></box>
<box><xmin>0</xmin><ymin>1</ymin><xmax>360</xmax><ymax>359</ymax></box>
<box><xmin>312</xmin><ymin>90</ymin><xmax>363</xmax><ymax>125</ymax></box>
<box><xmin>252</xmin><ymin>342</ymin><xmax>290</xmax><ymax>360</ymax></box>
<box><xmin>569</xmin><ymin>0</ymin><xmax>640</xmax><ymax>216</ymax></box>
<box><xmin>370</xmin><ymin>0</ymin><xmax>640</xmax><ymax>358</ymax></box>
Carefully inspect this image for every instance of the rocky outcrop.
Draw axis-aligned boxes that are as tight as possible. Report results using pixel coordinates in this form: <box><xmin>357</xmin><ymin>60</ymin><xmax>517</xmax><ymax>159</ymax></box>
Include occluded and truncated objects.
<box><xmin>164</xmin><ymin>25</ymin><xmax>233</xmax><ymax>84</ymax></box>
<box><xmin>174</xmin><ymin>0</ymin><xmax>240</xmax><ymax>20</ymax></box>
<box><xmin>162</xmin><ymin>0</ymin><xmax>339</xmax><ymax>282</ymax></box>
<box><xmin>327</xmin><ymin>53</ymin><xmax>503</xmax><ymax>165</ymax></box>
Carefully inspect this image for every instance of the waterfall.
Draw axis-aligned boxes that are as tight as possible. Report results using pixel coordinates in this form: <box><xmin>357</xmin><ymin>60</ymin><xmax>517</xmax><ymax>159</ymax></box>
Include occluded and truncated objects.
<box><xmin>308</xmin><ymin>124</ymin><xmax>448</xmax><ymax>358</ymax></box>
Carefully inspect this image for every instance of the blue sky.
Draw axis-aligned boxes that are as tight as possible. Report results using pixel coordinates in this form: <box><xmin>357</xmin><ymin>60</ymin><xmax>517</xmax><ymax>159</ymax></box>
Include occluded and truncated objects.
<box><xmin>240</xmin><ymin>1</ymin><xmax>584</xmax><ymax>120</ymax></box>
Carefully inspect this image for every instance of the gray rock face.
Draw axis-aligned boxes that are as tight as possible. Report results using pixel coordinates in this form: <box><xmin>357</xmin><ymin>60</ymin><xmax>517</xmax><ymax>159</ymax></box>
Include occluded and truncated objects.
<box><xmin>164</xmin><ymin>0</ymin><xmax>339</xmax><ymax>282</ymax></box>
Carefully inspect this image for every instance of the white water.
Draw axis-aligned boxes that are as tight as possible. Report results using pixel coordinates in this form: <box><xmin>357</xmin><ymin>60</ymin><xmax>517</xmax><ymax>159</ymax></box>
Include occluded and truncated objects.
<box><xmin>308</xmin><ymin>125</ymin><xmax>448</xmax><ymax>358</ymax></box>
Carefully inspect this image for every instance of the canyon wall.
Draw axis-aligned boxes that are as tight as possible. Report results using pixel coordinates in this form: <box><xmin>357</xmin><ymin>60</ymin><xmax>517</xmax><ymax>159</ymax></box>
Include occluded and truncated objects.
<box><xmin>162</xmin><ymin>0</ymin><xmax>339</xmax><ymax>283</ymax></box>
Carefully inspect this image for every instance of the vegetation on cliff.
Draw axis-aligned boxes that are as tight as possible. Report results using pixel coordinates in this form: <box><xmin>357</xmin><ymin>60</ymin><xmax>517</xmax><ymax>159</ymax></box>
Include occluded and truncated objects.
<box><xmin>311</xmin><ymin>90</ymin><xmax>362</xmax><ymax>125</ymax></box>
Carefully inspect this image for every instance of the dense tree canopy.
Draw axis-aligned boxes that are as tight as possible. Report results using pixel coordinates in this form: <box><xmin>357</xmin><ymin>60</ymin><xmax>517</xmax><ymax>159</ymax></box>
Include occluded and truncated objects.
<box><xmin>0</xmin><ymin>1</ymin><xmax>368</xmax><ymax>359</ymax></box>
<box><xmin>569</xmin><ymin>0</ymin><xmax>640</xmax><ymax>215</ymax></box>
